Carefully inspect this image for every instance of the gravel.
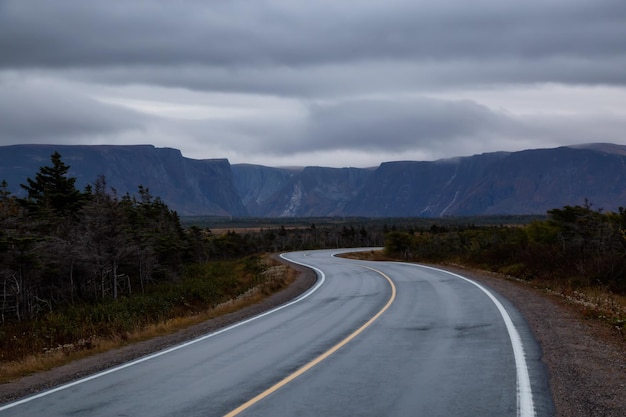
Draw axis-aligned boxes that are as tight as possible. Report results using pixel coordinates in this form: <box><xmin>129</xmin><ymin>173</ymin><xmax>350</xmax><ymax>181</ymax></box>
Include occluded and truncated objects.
<box><xmin>439</xmin><ymin>265</ymin><xmax>626</xmax><ymax>417</ymax></box>
<box><xmin>1</xmin><ymin>260</ymin><xmax>624</xmax><ymax>417</ymax></box>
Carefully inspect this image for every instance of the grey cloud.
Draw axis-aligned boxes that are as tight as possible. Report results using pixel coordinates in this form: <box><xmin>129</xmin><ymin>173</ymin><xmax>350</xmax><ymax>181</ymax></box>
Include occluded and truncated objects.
<box><xmin>0</xmin><ymin>79</ymin><xmax>147</xmax><ymax>142</ymax></box>
<box><xmin>1</xmin><ymin>0</ymin><xmax>623</xmax><ymax>74</ymax></box>
<box><xmin>52</xmin><ymin>54</ymin><xmax>626</xmax><ymax>100</ymax></box>
<box><xmin>300</xmin><ymin>98</ymin><xmax>511</xmax><ymax>154</ymax></box>
<box><xmin>201</xmin><ymin>96</ymin><xmax>626</xmax><ymax>159</ymax></box>
<box><xmin>1</xmin><ymin>0</ymin><xmax>624</xmax><ymax>167</ymax></box>
<box><xmin>179</xmin><ymin>97</ymin><xmax>514</xmax><ymax>156</ymax></box>
<box><xmin>1</xmin><ymin>0</ymin><xmax>623</xmax><ymax>105</ymax></box>
<box><xmin>520</xmin><ymin>113</ymin><xmax>626</xmax><ymax>145</ymax></box>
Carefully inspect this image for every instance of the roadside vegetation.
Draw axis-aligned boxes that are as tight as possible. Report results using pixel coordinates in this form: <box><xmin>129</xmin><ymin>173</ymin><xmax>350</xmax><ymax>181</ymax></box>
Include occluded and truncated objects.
<box><xmin>382</xmin><ymin>201</ymin><xmax>626</xmax><ymax>335</ymax></box>
<box><xmin>0</xmin><ymin>153</ymin><xmax>294</xmax><ymax>378</ymax></box>
<box><xmin>1</xmin><ymin>152</ymin><xmax>623</xmax><ymax>382</ymax></box>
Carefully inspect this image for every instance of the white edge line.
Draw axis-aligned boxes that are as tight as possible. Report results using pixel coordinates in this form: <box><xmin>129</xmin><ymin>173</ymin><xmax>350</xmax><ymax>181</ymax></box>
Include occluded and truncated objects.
<box><xmin>408</xmin><ymin>263</ymin><xmax>536</xmax><ymax>417</ymax></box>
<box><xmin>0</xmin><ymin>252</ymin><xmax>325</xmax><ymax>412</ymax></box>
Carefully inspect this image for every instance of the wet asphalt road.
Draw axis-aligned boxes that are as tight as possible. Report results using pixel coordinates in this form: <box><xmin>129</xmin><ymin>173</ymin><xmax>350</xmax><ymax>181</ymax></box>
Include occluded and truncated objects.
<box><xmin>0</xmin><ymin>249</ymin><xmax>553</xmax><ymax>417</ymax></box>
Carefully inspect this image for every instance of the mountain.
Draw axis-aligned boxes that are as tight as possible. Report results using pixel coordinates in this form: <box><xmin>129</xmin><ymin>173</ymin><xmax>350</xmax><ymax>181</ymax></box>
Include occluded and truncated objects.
<box><xmin>346</xmin><ymin>145</ymin><xmax>626</xmax><ymax>216</ymax></box>
<box><xmin>450</xmin><ymin>146</ymin><xmax>626</xmax><ymax>215</ymax></box>
<box><xmin>344</xmin><ymin>152</ymin><xmax>509</xmax><ymax>216</ymax></box>
<box><xmin>1</xmin><ymin>143</ymin><xmax>625</xmax><ymax>217</ymax></box>
<box><xmin>0</xmin><ymin>144</ymin><xmax>247</xmax><ymax>216</ymax></box>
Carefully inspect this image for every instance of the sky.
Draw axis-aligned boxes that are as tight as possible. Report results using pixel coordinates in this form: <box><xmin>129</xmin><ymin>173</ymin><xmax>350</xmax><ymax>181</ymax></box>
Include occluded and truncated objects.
<box><xmin>1</xmin><ymin>0</ymin><xmax>625</xmax><ymax>168</ymax></box>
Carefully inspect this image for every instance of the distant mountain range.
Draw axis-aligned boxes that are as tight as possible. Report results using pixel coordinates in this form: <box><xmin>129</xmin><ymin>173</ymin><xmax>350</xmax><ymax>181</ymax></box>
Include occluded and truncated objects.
<box><xmin>1</xmin><ymin>143</ymin><xmax>625</xmax><ymax>217</ymax></box>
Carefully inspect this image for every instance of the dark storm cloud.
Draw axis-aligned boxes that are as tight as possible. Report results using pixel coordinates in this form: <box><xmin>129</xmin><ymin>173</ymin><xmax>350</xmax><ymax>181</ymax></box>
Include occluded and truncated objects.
<box><xmin>1</xmin><ymin>0</ymin><xmax>624</xmax><ymax>167</ymax></box>
<box><xmin>204</xmin><ymin>95</ymin><xmax>626</xmax><ymax>158</ymax></box>
<box><xmin>1</xmin><ymin>0</ymin><xmax>624</xmax><ymax>89</ymax></box>
<box><xmin>72</xmin><ymin>57</ymin><xmax>626</xmax><ymax>98</ymax></box>
<box><xmin>189</xmin><ymin>97</ymin><xmax>513</xmax><ymax>155</ymax></box>
<box><xmin>301</xmin><ymin>98</ymin><xmax>510</xmax><ymax>153</ymax></box>
<box><xmin>0</xmin><ymin>79</ymin><xmax>147</xmax><ymax>142</ymax></box>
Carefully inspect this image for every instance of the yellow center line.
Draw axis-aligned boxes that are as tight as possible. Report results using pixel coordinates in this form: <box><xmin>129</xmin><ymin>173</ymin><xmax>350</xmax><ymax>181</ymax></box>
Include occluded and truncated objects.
<box><xmin>223</xmin><ymin>265</ymin><xmax>396</xmax><ymax>417</ymax></box>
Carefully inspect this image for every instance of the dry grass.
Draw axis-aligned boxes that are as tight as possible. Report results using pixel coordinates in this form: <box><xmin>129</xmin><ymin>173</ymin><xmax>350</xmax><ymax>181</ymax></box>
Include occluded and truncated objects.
<box><xmin>336</xmin><ymin>249</ymin><xmax>390</xmax><ymax>261</ymax></box>
<box><xmin>541</xmin><ymin>282</ymin><xmax>626</xmax><ymax>332</ymax></box>
<box><xmin>211</xmin><ymin>226</ymin><xmax>309</xmax><ymax>234</ymax></box>
<box><xmin>0</xmin><ymin>259</ymin><xmax>295</xmax><ymax>384</ymax></box>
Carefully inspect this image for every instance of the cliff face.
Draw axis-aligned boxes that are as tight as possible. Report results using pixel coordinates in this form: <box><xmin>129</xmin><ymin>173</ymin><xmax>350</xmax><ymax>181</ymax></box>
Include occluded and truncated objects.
<box><xmin>2</xmin><ymin>143</ymin><xmax>625</xmax><ymax>217</ymax></box>
<box><xmin>450</xmin><ymin>146</ymin><xmax>626</xmax><ymax>215</ymax></box>
<box><xmin>231</xmin><ymin>164</ymin><xmax>297</xmax><ymax>216</ymax></box>
<box><xmin>253</xmin><ymin>166</ymin><xmax>374</xmax><ymax>217</ymax></box>
<box><xmin>344</xmin><ymin>152</ymin><xmax>509</xmax><ymax>217</ymax></box>
<box><xmin>345</xmin><ymin>146</ymin><xmax>626</xmax><ymax>217</ymax></box>
<box><xmin>0</xmin><ymin>144</ymin><xmax>247</xmax><ymax>216</ymax></box>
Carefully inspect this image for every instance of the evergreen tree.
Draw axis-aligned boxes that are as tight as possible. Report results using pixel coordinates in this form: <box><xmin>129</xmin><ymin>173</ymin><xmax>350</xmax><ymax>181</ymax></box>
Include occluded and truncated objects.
<box><xmin>78</xmin><ymin>175</ymin><xmax>132</xmax><ymax>299</ymax></box>
<box><xmin>0</xmin><ymin>179</ymin><xmax>18</xmax><ymax>218</ymax></box>
<box><xmin>18</xmin><ymin>152</ymin><xmax>84</xmax><ymax>218</ymax></box>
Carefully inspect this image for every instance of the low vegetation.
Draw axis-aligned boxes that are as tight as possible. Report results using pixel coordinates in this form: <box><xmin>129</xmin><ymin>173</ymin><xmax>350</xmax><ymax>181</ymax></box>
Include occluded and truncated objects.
<box><xmin>383</xmin><ymin>201</ymin><xmax>626</xmax><ymax>333</ymax></box>
<box><xmin>0</xmin><ymin>256</ymin><xmax>293</xmax><ymax>383</ymax></box>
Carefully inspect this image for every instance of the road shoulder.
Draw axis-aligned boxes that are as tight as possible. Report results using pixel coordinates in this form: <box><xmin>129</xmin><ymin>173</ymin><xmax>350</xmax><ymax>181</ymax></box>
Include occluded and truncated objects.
<box><xmin>435</xmin><ymin>264</ymin><xmax>625</xmax><ymax>417</ymax></box>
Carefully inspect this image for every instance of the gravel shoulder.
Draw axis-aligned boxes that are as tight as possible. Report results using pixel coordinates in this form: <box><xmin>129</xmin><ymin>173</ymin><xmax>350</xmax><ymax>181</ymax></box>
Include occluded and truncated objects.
<box><xmin>1</xmin><ymin>258</ymin><xmax>625</xmax><ymax>417</ymax></box>
<box><xmin>436</xmin><ymin>264</ymin><xmax>626</xmax><ymax>417</ymax></box>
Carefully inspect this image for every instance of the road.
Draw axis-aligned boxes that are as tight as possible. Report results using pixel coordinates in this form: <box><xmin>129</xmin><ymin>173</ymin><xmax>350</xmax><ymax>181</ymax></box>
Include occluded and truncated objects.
<box><xmin>0</xmin><ymin>249</ymin><xmax>553</xmax><ymax>416</ymax></box>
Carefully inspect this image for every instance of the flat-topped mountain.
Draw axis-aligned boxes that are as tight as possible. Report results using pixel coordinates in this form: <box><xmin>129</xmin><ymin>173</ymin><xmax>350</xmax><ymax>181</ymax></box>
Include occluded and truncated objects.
<box><xmin>0</xmin><ymin>144</ymin><xmax>246</xmax><ymax>216</ymax></box>
<box><xmin>1</xmin><ymin>143</ymin><xmax>625</xmax><ymax>217</ymax></box>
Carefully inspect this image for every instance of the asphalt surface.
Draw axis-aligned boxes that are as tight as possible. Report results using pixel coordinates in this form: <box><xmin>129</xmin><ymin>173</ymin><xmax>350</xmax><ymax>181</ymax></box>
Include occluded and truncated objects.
<box><xmin>0</xmin><ymin>249</ymin><xmax>553</xmax><ymax>417</ymax></box>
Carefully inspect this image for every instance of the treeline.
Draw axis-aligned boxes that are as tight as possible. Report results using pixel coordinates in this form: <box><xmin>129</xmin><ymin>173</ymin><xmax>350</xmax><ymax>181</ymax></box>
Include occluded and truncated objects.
<box><xmin>384</xmin><ymin>200</ymin><xmax>626</xmax><ymax>294</ymax></box>
<box><xmin>0</xmin><ymin>153</ymin><xmax>266</xmax><ymax>324</ymax></box>
<box><xmin>0</xmin><ymin>152</ymin><xmax>196</xmax><ymax>323</ymax></box>
<box><xmin>0</xmin><ymin>153</ymin><xmax>386</xmax><ymax>325</ymax></box>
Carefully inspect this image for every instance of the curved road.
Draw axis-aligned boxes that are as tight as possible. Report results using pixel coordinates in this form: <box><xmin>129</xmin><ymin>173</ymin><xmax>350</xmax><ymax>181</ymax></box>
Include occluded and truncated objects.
<box><xmin>0</xmin><ymin>249</ymin><xmax>553</xmax><ymax>416</ymax></box>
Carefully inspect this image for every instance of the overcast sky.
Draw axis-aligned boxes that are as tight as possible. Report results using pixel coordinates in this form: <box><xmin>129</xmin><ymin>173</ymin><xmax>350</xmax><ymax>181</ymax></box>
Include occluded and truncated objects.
<box><xmin>1</xmin><ymin>0</ymin><xmax>625</xmax><ymax>167</ymax></box>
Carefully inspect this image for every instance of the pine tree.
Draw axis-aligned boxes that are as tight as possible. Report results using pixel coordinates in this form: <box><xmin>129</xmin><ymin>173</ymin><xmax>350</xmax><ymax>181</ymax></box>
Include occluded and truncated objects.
<box><xmin>18</xmin><ymin>152</ymin><xmax>84</xmax><ymax>218</ymax></box>
<box><xmin>0</xmin><ymin>179</ymin><xmax>18</xmax><ymax>217</ymax></box>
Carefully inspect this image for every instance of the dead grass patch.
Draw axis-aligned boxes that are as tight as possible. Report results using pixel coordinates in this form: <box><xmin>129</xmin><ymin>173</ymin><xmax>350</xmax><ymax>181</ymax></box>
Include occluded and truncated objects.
<box><xmin>0</xmin><ymin>256</ymin><xmax>295</xmax><ymax>384</ymax></box>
